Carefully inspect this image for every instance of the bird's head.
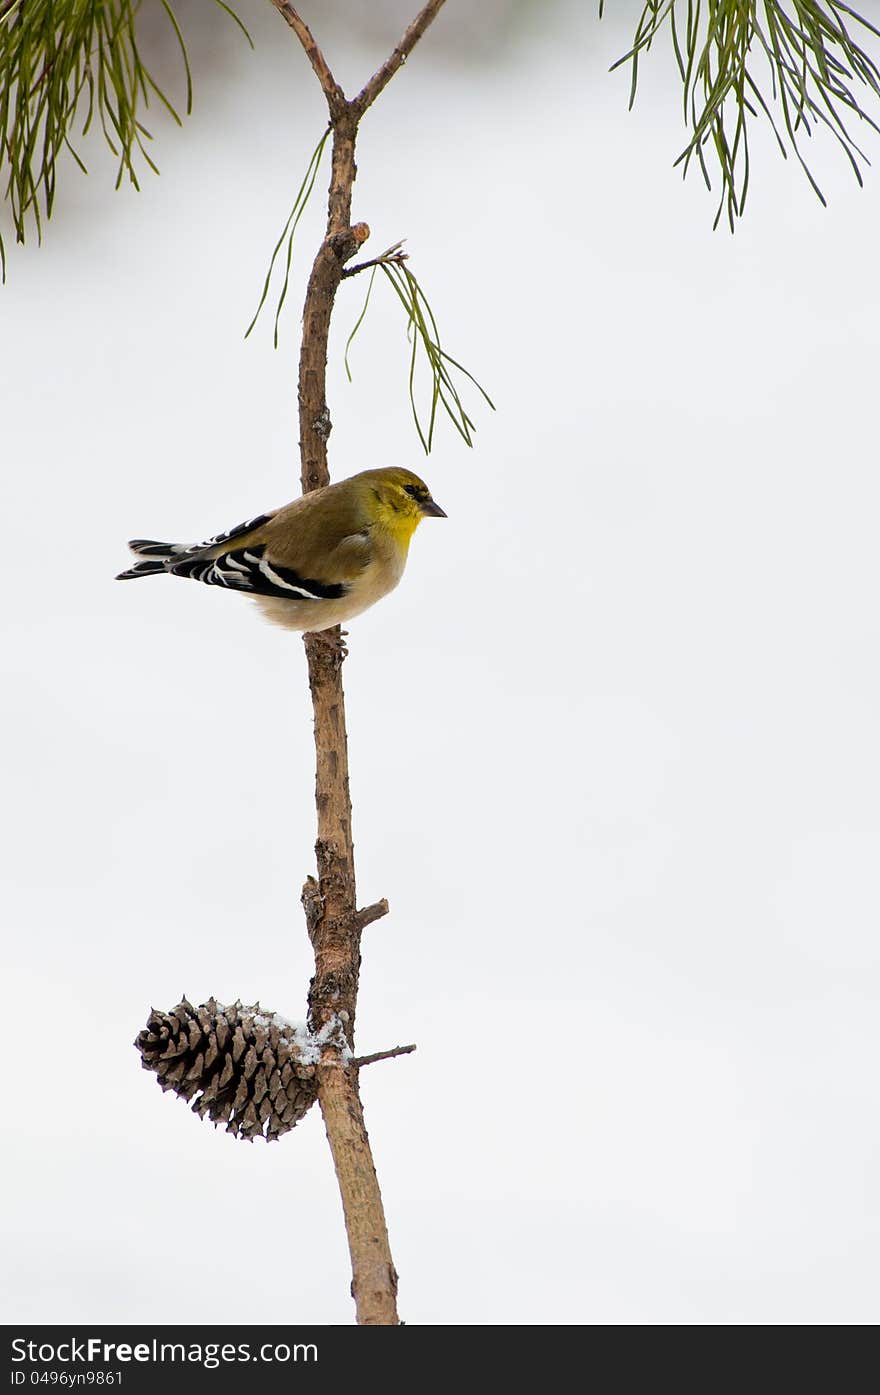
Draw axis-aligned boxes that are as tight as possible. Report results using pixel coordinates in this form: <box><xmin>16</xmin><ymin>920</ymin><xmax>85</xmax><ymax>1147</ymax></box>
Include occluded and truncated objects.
<box><xmin>360</xmin><ymin>467</ymin><xmax>447</xmax><ymax>542</ymax></box>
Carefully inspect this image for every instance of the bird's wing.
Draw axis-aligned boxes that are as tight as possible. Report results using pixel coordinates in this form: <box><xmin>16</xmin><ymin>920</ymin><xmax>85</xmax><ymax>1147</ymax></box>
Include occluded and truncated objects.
<box><xmin>167</xmin><ymin>540</ymin><xmax>350</xmax><ymax>602</ymax></box>
<box><xmin>168</xmin><ymin>511</ymin><xmax>277</xmax><ymax>560</ymax></box>
<box><xmin>254</xmin><ymin>492</ymin><xmax>376</xmax><ymax>598</ymax></box>
<box><xmin>167</xmin><ymin>503</ymin><xmax>373</xmax><ymax>603</ymax></box>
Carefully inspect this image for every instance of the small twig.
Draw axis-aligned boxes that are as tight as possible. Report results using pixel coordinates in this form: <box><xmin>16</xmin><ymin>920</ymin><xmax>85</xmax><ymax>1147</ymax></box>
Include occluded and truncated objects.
<box><xmin>353</xmin><ymin>0</ymin><xmax>448</xmax><ymax>116</ymax></box>
<box><xmin>270</xmin><ymin>1</ymin><xmax>347</xmax><ymax>116</ymax></box>
<box><xmin>350</xmin><ymin>1045</ymin><xmax>417</xmax><ymax>1069</ymax></box>
<box><xmin>28</xmin><ymin>61</ymin><xmax>56</xmax><ymax>100</ymax></box>
<box><xmin>353</xmin><ymin>899</ymin><xmax>390</xmax><ymax>932</ymax></box>
<box><xmin>342</xmin><ymin>240</ymin><xmax>409</xmax><ymax>278</ymax></box>
<box><xmin>328</xmin><ymin>221</ymin><xmax>371</xmax><ymax>261</ymax></box>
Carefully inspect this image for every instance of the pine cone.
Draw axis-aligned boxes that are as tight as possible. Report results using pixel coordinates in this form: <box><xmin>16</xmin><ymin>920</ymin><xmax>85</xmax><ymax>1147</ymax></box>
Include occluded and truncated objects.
<box><xmin>134</xmin><ymin>997</ymin><xmax>318</xmax><ymax>1141</ymax></box>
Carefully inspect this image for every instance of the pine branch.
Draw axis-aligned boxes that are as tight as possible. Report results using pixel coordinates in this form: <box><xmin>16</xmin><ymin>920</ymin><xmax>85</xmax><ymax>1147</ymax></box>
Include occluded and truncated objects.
<box><xmin>353</xmin><ymin>0</ymin><xmax>448</xmax><ymax>116</ymax></box>
<box><xmin>268</xmin><ymin>2</ymin><xmax>346</xmax><ymax>116</ymax></box>
<box><xmin>610</xmin><ymin>0</ymin><xmax>880</xmax><ymax>228</ymax></box>
<box><xmin>350</xmin><ymin>1044</ymin><xmax>417</xmax><ymax>1068</ymax></box>
<box><xmin>284</xmin><ymin>1</ymin><xmax>447</xmax><ymax>1326</ymax></box>
<box><xmin>0</xmin><ymin>0</ymin><xmax>250</xmax><ymax>277</ymax></box>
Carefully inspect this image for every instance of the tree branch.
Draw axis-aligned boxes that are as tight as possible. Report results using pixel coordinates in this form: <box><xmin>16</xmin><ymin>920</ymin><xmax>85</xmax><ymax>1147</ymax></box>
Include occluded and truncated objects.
<box><xmin>350</xmin><ymin>1044</ymin><xmax>417</xmax><ymax>1069</ymax></box>
<box><xmin>341</xmin><ymin>240</ymin><xmax>408</xmax><ymax>279</ymax></box>
<box><xmin>269</xmin><ymin>1</ymin><xmax>347</xmax><ymax>117</ymax></box>
<box><xmin>290</xmin><ymin>0</ymin><xmax>447</xmax><ymax>1327</ymax></box>
<box><xmin>296</xmin><ymin>85</ymin><xmax>399</xmax><ymax>1331</ymax></box>
<box><xmin>353</xmin><ymin>0</ymin><xmax>448</xmax><ymax>116</ymax></box>
<box><xmin>317</xmin><ymin>1066</ymin><xmax>399</xmax><ymax>1323</ymax></box>
<box><xmin>353</xmin><ymin>898</ymin><xmax>390</xmax><ymax>932</ymax></box>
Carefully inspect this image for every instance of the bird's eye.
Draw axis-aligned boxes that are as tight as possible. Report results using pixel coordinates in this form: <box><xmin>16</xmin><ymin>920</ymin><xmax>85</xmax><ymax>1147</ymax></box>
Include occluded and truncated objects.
<box><xmin>403</xmin><ymin>484</ymin><xmax>420</xmax><ymax>498</ymax></box>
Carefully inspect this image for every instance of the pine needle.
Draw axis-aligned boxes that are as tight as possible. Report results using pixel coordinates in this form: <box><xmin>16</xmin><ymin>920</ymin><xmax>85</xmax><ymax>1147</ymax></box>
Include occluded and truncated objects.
<box><xmin>609</xmin><ymin>0</ymin><xmax>880</xmax><ymax>227</ymax></box>
<box><xmin>0</xmin><ymin>0</ymin><xmax>251</xmax><ymax>280</ymax></box>
<box><xmin>244</xmin><ymin>126</ymin><xmax>330</xmax><ymax>346</ymax></box>
<box><xmin>375</xmin><ymin>258</ymin><xmax>494</xmax><ymax>453</ymax></box>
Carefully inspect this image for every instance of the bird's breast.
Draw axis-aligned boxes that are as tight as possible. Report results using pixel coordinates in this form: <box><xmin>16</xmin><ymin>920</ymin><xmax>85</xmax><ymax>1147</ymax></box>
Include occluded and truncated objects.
<box><xmin>345</xmin><ymin>538</ymin><xmax>408</xmax><ymax>610</ymax></box>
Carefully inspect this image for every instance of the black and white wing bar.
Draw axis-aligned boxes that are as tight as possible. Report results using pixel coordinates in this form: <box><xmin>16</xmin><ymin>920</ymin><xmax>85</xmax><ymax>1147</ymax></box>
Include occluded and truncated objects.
<box><xmin>169</xmin><ymin>545</ymin><xmax>348</xmax><ymax>602</ymax></box>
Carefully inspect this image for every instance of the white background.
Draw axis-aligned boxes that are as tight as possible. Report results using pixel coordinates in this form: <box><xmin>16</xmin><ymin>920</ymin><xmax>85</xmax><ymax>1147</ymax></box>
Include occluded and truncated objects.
<box><xmin>2</xmin><ymin>0</ymin><xmax>879</xmax><ymax>1324</ymax></box>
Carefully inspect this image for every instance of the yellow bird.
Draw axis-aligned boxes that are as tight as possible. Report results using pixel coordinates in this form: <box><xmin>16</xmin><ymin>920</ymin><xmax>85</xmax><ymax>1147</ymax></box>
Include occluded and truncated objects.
<box><xmin>116</xmin><ymin>466</ymin><xmax>446</xmax><ymax>632</ymax></box>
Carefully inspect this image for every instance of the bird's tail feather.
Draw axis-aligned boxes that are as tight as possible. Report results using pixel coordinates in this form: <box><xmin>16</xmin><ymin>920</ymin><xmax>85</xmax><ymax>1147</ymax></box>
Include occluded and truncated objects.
<box><xmin>127</xmin><ymin>539</ymin><xmax>176</xmax><ymax>559</ymax></box>
<box><xmin>115</xmin><ymin>539</ymin><xmax>179</xmax><ymax>581</ymax></box>
<box><xmin>115</xmin><ymin>558</ymin><xmax>167</xmax><ymax>581</ymax></box>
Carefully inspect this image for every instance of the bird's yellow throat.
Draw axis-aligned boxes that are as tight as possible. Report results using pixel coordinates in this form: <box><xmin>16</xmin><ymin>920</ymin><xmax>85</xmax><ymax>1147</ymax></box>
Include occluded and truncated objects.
<box><xmin>373</xmin><ymin>502</ymin><xmax>422</xmax><ymax>547</ymax></box>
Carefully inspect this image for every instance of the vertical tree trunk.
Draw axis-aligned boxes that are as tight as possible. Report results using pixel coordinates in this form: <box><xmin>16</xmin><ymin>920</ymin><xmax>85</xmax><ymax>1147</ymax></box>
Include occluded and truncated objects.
<box><xmin>274</xmin><ymin>0</ymin><xmax>448</xmax><ymax>1326</ymax></box>
<box><xmin>298</xmin><ymin>127</ymin><xmax>398</xmax><ymax>1325</ymax></box>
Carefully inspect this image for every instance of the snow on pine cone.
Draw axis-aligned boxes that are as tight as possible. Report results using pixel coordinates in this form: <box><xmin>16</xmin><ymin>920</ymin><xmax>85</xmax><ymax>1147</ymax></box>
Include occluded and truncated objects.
<box><xmin>134</xmin><ymin>997</ymin><xmax>319</xmax><ymax>1141</ymax></box>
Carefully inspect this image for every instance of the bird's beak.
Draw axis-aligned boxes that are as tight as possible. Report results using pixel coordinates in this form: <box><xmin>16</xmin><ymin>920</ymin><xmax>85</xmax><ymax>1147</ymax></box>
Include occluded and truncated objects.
<box><xmin>420</xmin><ymin>497</ymin><xmax>447</xmax><ymax>518</ymax></box>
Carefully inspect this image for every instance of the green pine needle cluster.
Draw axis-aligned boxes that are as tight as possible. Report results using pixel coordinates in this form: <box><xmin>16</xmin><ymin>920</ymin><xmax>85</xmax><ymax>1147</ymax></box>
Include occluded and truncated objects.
<box><xmin>376</xmin><ymin>258</ymin><xmax>495</xmax><ymax>453</ymax></box>
<box><xmin>245</xmin><ymin>126</ymin><xmax>330</xmax><ymax>348</ymax></box>
<box><xmin>342</xmin><ymin>247</ymin><xmax>495</xmax><ymax>453</ymax></box>
<box><xmin>610</xmin><ymin>0</ymin><xmax>880</xmax><ymax>227</ymax></box>
<box><xmin>247</xmin><ymin>136</ymin><xmax>494</xmax><ymax>454</ymax></box>
<box><xmin>0</xmin><ymin>0</ymin><xmax>249</xmax><ymax>279</ymax></box>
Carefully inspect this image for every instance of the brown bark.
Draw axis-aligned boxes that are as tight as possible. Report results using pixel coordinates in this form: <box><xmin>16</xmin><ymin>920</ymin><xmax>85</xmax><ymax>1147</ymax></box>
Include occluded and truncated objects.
<box><xmin>275</xmin><ymin>1</ymin><xmax>447</xmax><ymax>1326</ymax></box>
<box><xmin>318</xmin><ymin>1066</ymin><xmax>399</xmax><ymax>1324</ymax></box>
<box><xmin>352</xmin><ymin>0</ymin><xmax>449</xmax><ymax>116</ymax></box>
<box><xmin>269</xmin><ymin>2</ymin><xmax>346</xmax><ymax>117</ymax></box>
